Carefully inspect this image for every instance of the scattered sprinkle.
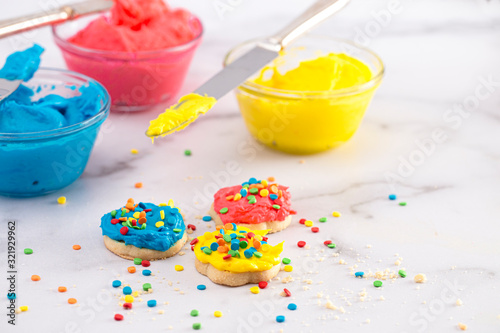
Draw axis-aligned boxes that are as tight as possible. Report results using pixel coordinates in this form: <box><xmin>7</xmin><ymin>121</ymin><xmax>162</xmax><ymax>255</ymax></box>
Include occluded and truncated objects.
<box><xmin>184</xmin><ymin>149</ymin><xmax>192</xmax><ymax>156</ymax></box>
<box><xmin>68</xmin><ymin>298</ymin><xmax>77</xmax><ymax>304</ymax></box>
<box><xmin>284</xmin><ymin>265</ymin><xmax>293</xmax><ymax>272</ymax></box>
<box><xmin>414</xmin><ymin>273</ymin><xmax>427</xmax><ymax>283</ymax></box>
<box><xmin>398</xmin><ymin>270</ymin><xmax>407</xmax><ymax>278</ymax></box>
<box><xmin>297</xmin><ymin>241</ymin><xmax>306</xmax><ymax>248</ymax></box>
<box><xmin>135</xmin><ymin>182</ymin><xmax>143</xmax><ymax>188</ymax></box>
<box><xmin>319</xmin><ymin>217</ymin><xmax>327</xmax><ymax>222</ymax></box>
<box><xmin>142</xmin><ymin>269</ymin><xmax>151</xmax><ymax>276</ymax></box>
<box><xmin>258</xmin><ymin>281</ymin><xmax>268</xmax><ymax>289</ymax></box>
<box><xmin>288</xmin><ymin>303</ymin><xmax>297</xmax><ymax>311</ymax></box>
<box><xmin>192</xmin><ymin>323</ymin><xmax>201</xmax><ymax>330</ymax></box>
<box><xmin>141</xmin><ymin>260</ymin><xmax>151</xmax><ymax>267</ymax></box>
<box><xmin>175</xmin><ymin>265</ymin><xmax>184</xmax><ymax>272</ymax></box>
<box><xmin>130</xmin><ymin>148</ymin><xmax>138</xmax><ymax>154</ymax></box>
<box><xmin>197</xmin><ymin>285</ymin><xmax>206</xmax><ymax>291</ymax></box>
<box><xmin>123</xmin><ymin>286</ymin><xmax>132</xmax><ymax>295</ymax></box>
<box><xmin>276</xmin><ymin>315</ymin><xmax>285</xmax><ymax>323</ymax></box>
<box><xmin>202</xmin><ymin>216</ymin><xmax>212</xmax><ymax>222</ymax></box>
<box><xmin>57</xmin><ymin>196</ymin><xmax>66</xmax><ymax>205</ymax></box>
<box><xmin>214</xmin><ymin>310</ymin><xmax>222</xmax><ymax>317</ymax></box>
<box><xmin>332</xmin><ymin>211</ymin><xmax>341</xmax><ymax>217</ymax></box>
<box><xmin>112</xmin><ymin>280</ymin><xmax>121</xmax><ymax>288</ymax></box>
<box><xmin>311</xmin><ymin>227</ymin><xmax>319</xmax><ymax>233</ymax></box>
<box><xmin>389</xmin><ymin>194</ymin><xmax>397</xmax><ymax>200</ymax></box>
<box><xmin>133</xmin><ymin>258</ymin><xmax>142</xmax><ymax>265</ymax></box>
<box><xmin>19</xmin><ymin>306</ymin><xmax>28</xmax><ymax>312</ymax></box>
<box><xmin>127</xmin><ymin>266</ymin><xmax>136</xmax><ymax>274</ymax></box>
<box><xmin>143</xmin><ymin>283</ymin><xmax>152</xmax><ymax>291</ymax></box>
<box><xmin>114</xmin><ymin>314</ymin><xmax>124</xmax><ymax>321</ymax></box>
<box><xmin>304</xmin><ymin>220</ymin><xmax>313</xmax><ymax>227</ymax></box>
<box><xmin>373</xmin><ymin>280</ymin><xmax>383</xmax><ymax>288</ymax></box>
<box><xmin>124</xmin><ymin>295</ymin><xmax>134</xmax><ymax>303</ymax></box>
<box><xmin>283</xmin><ymin>288</ymin><xmax>292</xmax><ymax>297</ymax></box>
<box><xmin>147</xmin><ymin>300</ymin><xmax>157</xmax><ymax>307</ymax></box>
<box><xmin>31</xmin><ymin>275</ymin><xmax>40</xmax><ymax>281</ymax></box>
<box><xmin>190</xmin><ymin>309</ymin><xmax>199</xmax><ymax>317</ymax></box>
<box><xmin>24</xmin><ymin>248</ymin><xmax>33</xmax><ymax>255</ymax></box>
<box><xmin>355</xmin><ymin>272</ymin><xmax>364</xmax><ymax>278</ymax></box>
<box><xmin>399</xmin><ymin>202</ymin><xmax>407</xmax><ymax>206</ymax></box>
<box><xmin>282</xmin><ymin>258</ymin><xmax>291</xmax><ymax>265</ymax></box>
<box><xmin>58</xmin><ymin>286</ymin><xmax>67</xmax><ymax>293</ymax></box>
<box><xmin>72</xmin><ymin>244</ymin><xmax>81</xmax><ymax>250</ymax></box>
<box><xmin>250</xmin><ymin>286</ymin><xmax>260</xmax><ymax>294</ymax></box>
<box><xmin>458</xmin><ymin>323</ymin><xmax>468</xmax><ymax>331</ymax></box>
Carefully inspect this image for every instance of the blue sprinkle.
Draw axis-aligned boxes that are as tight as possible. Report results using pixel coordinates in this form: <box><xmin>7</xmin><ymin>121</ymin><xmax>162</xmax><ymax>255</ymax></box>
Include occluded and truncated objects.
<box><xmin>249</xmin><ymin>177</ymin><xmax>257</xmax><ymax>184</ymax></box>
<box><xmin>7</xmin><ymin>293</ymin><xmax>16</xmax><ymax>300</ymax></box>
<box><xmin>123</xmin><ymin>286</ymin><xmax>132</xmax><ymax>295</ymax></box>
<box><xmin>210</xmin><ymin>242</ymin><xmax>219</xmax><ymax>251</ymax></box>
<box><xmin>239</xmin><ymin>230</ymin><xmax>247</xmax><ymax>233</ymax></box>
<box><xmin>389</xmin><ymin>194</ymin><xmax>397</xmax><ymax>200</ymax></box>
<box><xmin>355</xmin><ymin>271</ymin><xmax>364</xmax><ymax>278</ymax></box>
<box><xmin>171</xmin><ymin>207</ymin><xmax>179</xmax><ymax>213</ymax></box>
<box><xmin>230</xmin><ymin>233</ymin><xmax>237</xmax><ymax>239</ymax></box>
<box><xmin>241</xmin><ymin>182</ymin><xmax>249</xmax><ymax>187</ymax></box>
<box><xmin>147</xmin><ymin>300</ymin><xmax>157</xmax><ymax>307</ymax></box>
<box><xmin>240</xmin><ymin>188</ymin><xmax>248</xmax><ymax>197</ymax></box>
<box><xmin>142</xmin><ymin>269</ymin><xmax>151</xmax><ymax>276</ymax></box>
<box><xmin>261</xmin><ymin>241</ymin><xmax>267</xmax><ymax>244</ymax></box>
<box><xmin>197</xmin><ymin>284</ymin><xmax>206</xmax><ymax>291</ymax></box>
<box><xmin>231</xmin><ymin>238</ymin><xmax>240</xmax><ymax>243</ymax></box>
<box><xmin>232</xmin><ymin>223</ymin><xmax>237</xmax><ymax>231</ymax></box>
<box><xmin>276</xmin><ymin>315</ymin><xmax>285</xmax><ymax>323</ymax></box>
<box><xmin>249</xmin><ymin>247</ymin><xmax>257</xmax><ymax>253</ymax></box>
<box><xmin>112</xmin><ymin>280</ymin><xmax>122</xmax><ymax>288</ymax></box>
<box><xmin>200</xmin><ymin>246</ymin><xmax>207</xmax><ymax>250</ymax></box>
<box><xmin>269</xmin><ymin>194</ymin><xmax>278</xmax><ymax>200</ymax></box>
<box><xmin>220</xmin><ymin>229</ymin><xmax>225</xmax><ymax>235</ymax></box>
<box><xmin>230</xmin><ymin>243</ymin><xmax>240</xmax><ymax>251</ymax></box>
<box><xmin>244</xmin><ymin>250</ymin><xmax>253</xmax><ymax>258</ymax></box>
<box><xmin>202</xmin><ymin>216</ymin><xmax>212</xmax><ymax>222</ymax></box>
<box><xmin>287</xmin><ymin>303</ymin><xmax>297</xmax><ymax>311</ymax></box>
<box><xmin>138</xmin><ymin>202</ymin><xmax>146</xmax><ymax>209</ymax></box>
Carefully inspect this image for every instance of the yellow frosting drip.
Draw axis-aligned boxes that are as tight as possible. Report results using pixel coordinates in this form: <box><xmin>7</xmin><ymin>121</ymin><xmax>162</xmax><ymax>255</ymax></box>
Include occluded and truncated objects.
<box><xmin>146</xmin><ymin>93</ymin><xmax>217</xmax><ymax>138</ymax></box>
<box><xmin>193</xmin><ymin>226</ymin><xmax>283</xmax><ymax>273</ymax></box>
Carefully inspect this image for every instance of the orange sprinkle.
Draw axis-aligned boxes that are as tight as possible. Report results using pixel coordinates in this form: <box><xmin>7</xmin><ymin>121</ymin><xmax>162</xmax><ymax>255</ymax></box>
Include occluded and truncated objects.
<box><xmin>127</xmin><ymin>198</ymin><xmax>134</xmax><ymax>203</ymax></box>
<box><xmin>135</xmin><ymin>182</ymin><xmax>143</xmax><ymax>188</ymax></box>
<box><xmin>270</xmin><ymin>185</ymin><xmax>278</xmax><ymax>194</ymax></box>
<box><xmin>278</xmin><ymin>190</ymin><xmax>283</xmax><ymax>198</ymax></box>
<box><xmin>255</xmin><ymin>184</ymin><xmax>265</xmax><ymax>189</ymax></box>
<box><xmin>125</xmin><ymin>203</ymin><xmax>134</xmax><ymax>210</ymax></box>
<box><xmin>217</xmin><ymin>245</ymin><xmax>229</xmax><ymax>253</ymax></box>
<box><xmin>217</xmin><ymin>239</ymin><xmax>225</xmax><ymax>246</ymax></box>
<box><xmin>68</xmin><ymin>298</ymin><xmax>77</xmax><ymax>304</ymax></box>
<box><xmin>267</xmin><ymin>176</ymin><xmax>275</xmax><ymax>182</ymax></box>
<box><xmin>72</xmin><ymin>245</ymin><xmax>81</xmax><ymax>250</ymax></box>
<box><xmin>249</xmin><ymin>184</ymin><xmax>259</xmax><ymax>189</ymax></box>
<box><xmin>226</xmin><ymin>195</ymin><xmax>234</xmax><ymax>201</ymax></box>
<box><xmin>224</xmin><ymin>223</ymin><xmax>233</xmax><ymax>230</ymax></box>
<box><xmin>139</xmin><ymin>211</ymin><xmax>146</xmax><ymax>218</ymax></box>
<box><xmin>138</xmin><ymin>217</ymin><xmax>147</xmax><ymax>225</ymax></box>
<box><xmin>58</xmin><ymin>286</ymin><xmax>67</xmax><ymax>293</ymax></box>
<box><xmin>118</xmin><ymin>217</ymin><xmax>127</xmax><ymax>222</ymax></box>
<box><xmin>31</xmin><ymin>275</ymin><xmax>40</xmax><ymax>281</ymax></box>
<box><xmin>216</xmin><ymin>225</ymin><xmax>223</xmax><ymax>230</ymax></box>
<box><xmin>253</xmin><ymin>240</ymin><xmax>261</xmax><ymax>249</ymax></box>
<box><xmin>127</xmin><ymin>266</ymin><xmax>136</xmax><ymax>273</ymax></box>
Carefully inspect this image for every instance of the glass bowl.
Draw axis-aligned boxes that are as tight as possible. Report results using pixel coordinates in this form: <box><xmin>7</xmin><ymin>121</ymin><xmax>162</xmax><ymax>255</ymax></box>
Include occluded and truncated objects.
<box><xmin>52</xmin><ymin>13</ymin><xmax>203</xmax><ymax>112</ymax></box>
<box><xmin>0</xmin><ymin>68</ymin><xmax>110</xmax><ymax>197</ymax></box>
<box><xmin>224</xmin><ymin>36</ymin><xmax>384</xmax><ymax>154</ymax></box>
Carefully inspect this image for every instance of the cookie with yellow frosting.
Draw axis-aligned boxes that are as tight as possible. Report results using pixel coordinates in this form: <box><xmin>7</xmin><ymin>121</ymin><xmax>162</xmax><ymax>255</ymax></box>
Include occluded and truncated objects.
<box><xmin>192</xmin><ymin>224</ymin><xmax>283</xmax><ymax>286</ymax></box>
<box><xmin>208</xmin><ymin>177</ymin><xmax>296</xmax><ymax>233</ymax></box>
<box><xmin>100</xmin><ymin>198</ymin><xmax>187</xmax><ymax>261</ymax></box>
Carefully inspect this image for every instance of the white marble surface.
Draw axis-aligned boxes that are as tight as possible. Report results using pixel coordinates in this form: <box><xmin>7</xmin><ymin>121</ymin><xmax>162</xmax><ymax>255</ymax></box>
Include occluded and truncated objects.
<box><xmin>1</xmin><ymin>0</ymin><xmax>500</xmax><ymax>332</ymax></box>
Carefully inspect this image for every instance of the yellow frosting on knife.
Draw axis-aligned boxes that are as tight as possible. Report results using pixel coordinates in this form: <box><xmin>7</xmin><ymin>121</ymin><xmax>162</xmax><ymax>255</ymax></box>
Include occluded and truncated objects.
<box><xmin>193</xmin><ymin>225</ymin><xmax>283</xmax><ymax>273</ymax></box>
<box><xmin>146</xmin><ymin>93</ymin><xmax>217</xmax><ymax>138</ymax></box>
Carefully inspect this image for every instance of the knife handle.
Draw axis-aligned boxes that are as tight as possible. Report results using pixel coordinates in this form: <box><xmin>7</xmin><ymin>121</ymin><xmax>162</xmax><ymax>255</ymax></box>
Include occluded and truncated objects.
<box><xmin>0</xmin><ymin>7</ymin><xmax>77</xmax><ymax>39</ymax></box>
<box><xmin>270</xmin><ymin>0</ymin><xmax>351</xmax><ymax>48</ymax></box>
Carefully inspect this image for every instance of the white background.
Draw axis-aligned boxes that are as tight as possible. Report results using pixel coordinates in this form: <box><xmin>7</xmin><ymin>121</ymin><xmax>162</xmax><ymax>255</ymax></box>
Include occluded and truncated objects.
<box><xmin>1</xmin><ymin>0</ymin><xmax>500</xmax><ymax>332</ymax></box>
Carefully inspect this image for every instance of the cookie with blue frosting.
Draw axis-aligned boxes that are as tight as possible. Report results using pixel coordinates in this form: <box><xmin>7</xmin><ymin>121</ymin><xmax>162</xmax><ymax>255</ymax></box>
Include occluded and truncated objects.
<box><xmin>100</xmin><ymin>198</ymin><xmax>187</xmax><ymax>260</ymax></box>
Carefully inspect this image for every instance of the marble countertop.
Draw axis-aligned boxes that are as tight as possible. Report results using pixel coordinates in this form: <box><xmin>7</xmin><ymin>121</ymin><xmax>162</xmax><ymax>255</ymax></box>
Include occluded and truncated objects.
<box><xmin>1</xmin><ymin>0</ymin><xmax>500</xmax><ymax>332</ymax></box>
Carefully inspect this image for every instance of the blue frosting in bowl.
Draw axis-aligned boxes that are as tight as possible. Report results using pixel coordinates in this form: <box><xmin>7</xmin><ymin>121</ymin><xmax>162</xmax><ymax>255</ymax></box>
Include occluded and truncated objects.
<box><xmin>100</xmin><ymin>202</ymin><xmax>186</xmax><ymax>252</ymax></box>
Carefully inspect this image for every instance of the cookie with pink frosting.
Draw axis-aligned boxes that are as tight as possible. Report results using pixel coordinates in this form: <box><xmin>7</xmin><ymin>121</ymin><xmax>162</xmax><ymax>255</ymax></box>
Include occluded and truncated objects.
<box><xmin>208</xmin><ymin>177</ymin><xmax>296</xmax><ymax>233</ymax></box>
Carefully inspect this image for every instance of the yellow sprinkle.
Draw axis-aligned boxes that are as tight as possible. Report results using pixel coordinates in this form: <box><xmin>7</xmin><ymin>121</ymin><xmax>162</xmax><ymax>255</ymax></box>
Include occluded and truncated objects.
<box><xmin>132</xmin><ymin>291</ymin><xmax>139</xmax><ymax>297</ymax></box>
<box><xmin>250</xmin><ymin>286</ymin><xmax>260</xmax><ymax>294</ymax></box>
<box><xmin>124</xmin><ymin>295</ymin><xmax>134</xmax><ymax>303</ymax></box>
<box><xmin>130</xmin><ymin>148</ymin><xmax>139</xmax><ymax>154</ymax></box>
<box><xmin>260</xmin><ymin>244</ymin><xmax>270</xmax><ymax>252</ymax></box>
<box><xmin>133</xmin><ymin>212</ymin><xmax>140</xmax><ymax>219</ymax></box>
<box><xmin>167</xmin><ymin>199</ymin><xmax>174</xmax><ymax>207</ymax></box>
<box><xmin>254</xmin><ymin>235</ymin><xmax>263</xmax><ymax>241</ymax></box>
<box><xmin>175</xmin><ymin>265</ymin><xmax>184</xmax><ymax>272</ymax></box>
<box><xmin>160</xmin><ymin>210</ymin><xmax>165</xmax><ymax>219</ymax></box>
<box><xmin>204</xmin><ymin>232</ymin><xmax>213</xmax><ymax>240</ymax></box>
<box><xmin>233</xmin><ymin>193</ymin><xmax>242</xmax><ymax>201</ymax></box>
<box><xmin>214</xmin><ymin>310</ymin><xmax>223</xmax><ymax>318</ymax></box>
<box><xmin>155</xmin><ymin>221</ymin><xmax>164</xmax><ymax>228</ymax></box>
<box><xmin>159</xmin><ymin>203</ymin><xmax>167</xmax><ymax>207</ymax></box>
<box><xmin>260</xmin><ymin>189</ymin><xmax>269</xmax><ymax>197</ymax></box>
<box><xmin>20</xmin><ymin>306</ymin><xmax>28</xmax><ymax>312</ymax></box>
<box><xmin>57</xmin><ymin>196</ymin><xmax>66</xmax><ymax>205</ymax></box>
<box><xmin>332</xmin><ymin>211</ymin><xmax>341</xmax><ymax>217</ymax></box>
<box><xmin>284</xmin><ymin>265</ymin><xmax>293</xmax><ymax>272</ymax></box>
<box><xmin>304</xmin><ymin>220</ymin><xmax>313</xmax><ymax>227</ymax></box>
<box><xmin>261</xmin><ymin>180</ymin><xmax>268</xmax><ymax>187</ymax></box>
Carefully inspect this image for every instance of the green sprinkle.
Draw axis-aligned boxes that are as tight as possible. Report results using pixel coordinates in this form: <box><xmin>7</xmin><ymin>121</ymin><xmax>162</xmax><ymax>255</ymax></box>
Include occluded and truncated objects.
<box><xmin>184</xmin><ymin>149</ymin><xmax>192</xmax><ymax>156</ymax></box>
<box><xmin>249</xmin><ymin>188</ymin><xmax>258</xmax><ymax>194</ymax></box>
<box><xmin>111</xmin><ymin>210</ymin><xmax>117</xmax><ymax>218</ymax></box>
<box><xmin>125</xmin><ymin>219</ymin><xmax>133</xmax><ymax>228</ymax></box>
<box><xmin>133</xmin><ymin>258</ymin><xmax>142</xmax><ymax>265</ymax></box>
<box><xmin>399</xmin><ymin>202</ymin><xmax>407</xmax><ymax>206</ymax></box>
<box><xmin>192</xmin><ymin>323</ymin><xmax>201</xmax><ymax>330</ymax></box>
<box><xmin>327</xmin><ymin>243</ymin><xmax>336</xmax><ymax>248</ymax></box>
<box><xmin>219</xmin><ymin>207</ymin><xmax>228</xmax><ymax>214</ymax></box>
<box><xmin>190</xmin><ymin>309</ymin><xmax>199</xmax><ymax>317</ymax></box>
<box><xmin>398</xmin><ymin>270</ymin><xmax>407</xmax><ymax>278</ymax></box>
<box><xmin>373</xmin><ymin>280</ymin><xmax>383</xmax><ymax>288</ymax></box>
<box><xmin>242</xmin><ymin>184</ymin><xmax>249</xmax><ymax>189</ymax></box>
<box><xmin>253</xmin><ymin>252</ymin><xmax>263</xmax><ymax>258</ymax></box>
<box><xmin>228</xmin><ymin>250</ymin><xmax>237</xmax><ymax>257</ymax></box>
<box><xmin>223</xmin><ymin>234</ymin><xmax>232</xmax><ymax>243</ymax></box>
<box><xmin>121</xmin><ymin>209</ymin><xmax>126</xmax><ymax>217</ymax></box>
<box><xmin>247</xmin><ymin>195</ymin><xmax>255</xmax><ymax>201</ymax></box>
<box><xmin>173</xmin><ymin>228</ymin><xmax>181</xmax><ymax>233</ymax></box>
<box><xmin>239</xmin><ymin>241</ymin><xmax>248</xmax><ymax>249</ymax></box>
<box><xmin>141</xmin><ymin>223</ymin><xmax>146</xmax><ymax>229</ymax></box>
<box><xmin>143</xmin><ymin>283</ymin><xmax>152</xmax><ymax>291</ymax></box>
<box><xmin>282</xmin><ymin>258</ymin><xmax>291</xmax><ymax>265</ymax></box>
<box><xmin>24</xmin><ymin>248</ymin><xmax>33</xmax><ymax>255</ymax></box>
<box><xmin>319</xmin><ymin>217</ymin><xmax>327</xmax><ymax>222</ymax></box>
<box><xmin>272</xmin><ymin>204</ymin><xmax>281</xmax><ymax>210</ymax></box>
<box><xmin>203</xmin><ymin>248</ymin><xmax>212</xmax><ymax>255</ymax></box>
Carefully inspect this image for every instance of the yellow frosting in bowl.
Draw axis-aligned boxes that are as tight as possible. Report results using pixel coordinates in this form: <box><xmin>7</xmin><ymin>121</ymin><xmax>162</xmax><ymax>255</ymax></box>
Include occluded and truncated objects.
<box><xmin>193</xmin><ymin>225</ymin><xmax>283</xmax><ymax>273</ymax></box>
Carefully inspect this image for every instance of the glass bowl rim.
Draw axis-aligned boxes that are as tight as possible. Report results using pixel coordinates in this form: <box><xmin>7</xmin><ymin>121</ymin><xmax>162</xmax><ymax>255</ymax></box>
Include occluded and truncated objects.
<box><xmin>51</xmin><ymin>13</ymin><xmax>204</xmax><ymax>61</ymax></box>
<box><xmin>223</xmin><ymin>35</ymin><xmax>385</xmax><ymax>99</ymax></box>
<box><xmin>0</xmin><ymin>67</ymin><xmax>110</xmax><ymax>141</ymax></box>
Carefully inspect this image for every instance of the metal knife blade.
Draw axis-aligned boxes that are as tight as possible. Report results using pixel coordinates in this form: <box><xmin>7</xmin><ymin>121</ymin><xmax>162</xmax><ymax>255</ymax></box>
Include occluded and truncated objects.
<box><xmin>193</xmin><ymin>45</ymin><xmax>279</xmax><ymax>100</ymax></box>
<box><xmin>0</xmin><ymin>78</ymin><xmax>22</xmax><ymax>102</ymax></box>
<box><xmin>71</xmin><ymin>0</ymin><xmax>114</xmax><ymax>17</ymax></box>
